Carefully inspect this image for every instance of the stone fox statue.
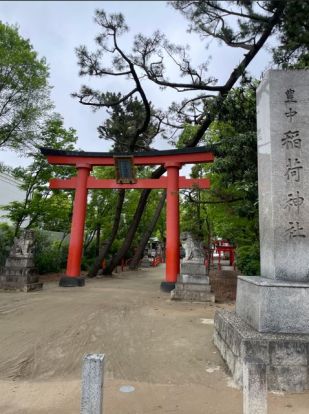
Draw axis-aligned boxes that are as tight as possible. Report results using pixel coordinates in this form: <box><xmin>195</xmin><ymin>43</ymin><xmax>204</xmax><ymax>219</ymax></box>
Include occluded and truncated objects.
<box><xmin>11</xmin><ymin>230</ymin><xmax>35</xmax><ymax>258</ymax></box>
<box><xmin>180</xmin><ymin>232</ymin><xmax>205</xmax><ymax>262</ymax></box>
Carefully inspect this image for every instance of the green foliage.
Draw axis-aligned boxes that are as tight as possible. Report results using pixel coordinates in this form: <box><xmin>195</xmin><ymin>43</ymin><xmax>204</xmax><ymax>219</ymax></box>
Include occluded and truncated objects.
<box><xmin>236</xmin><ymin>243</ymin><xmax>260</xmax><ymax>276</ymax></box>
<box><xmin>2</xmin><ymin>115</ymin><xmax>77</xmax><ymax>233</ymax></box>
<box><xmin>0</xmin><ymin>163</ymin><xmax>12</xmax><ymax>174</ymax></box>
<box><xmin>176</xmin><ymin>124</ymin><xmax>199</xmax><ymax>149</ymax></box>
<box><xmin>98</xmin><ymin>95</ymin><xmax>157</xmax><ymax>152</ymax></box>
<box><xmin>180</xmin><ymin>83</ymin><xmax>260</xmax><ymax>272</ymax></box>
<box><xmin>206</xmin><ymin>84</ymin><xmax>259</xmax><ymax>256</ymax></box>
<box><xmin>0</xmin><ymin>22</ymin><xmax>51</xmax><ymax>151</ymax></box>
<box><xmin>84</xmin><ymin>167</ymin><xmax>121</xmax><ymax>253</ymax></box>
<box><xmin>273</xmin><ymin>0</ymin><xmax>309</xmax><ymax>68</ymax></box>
<box><xmin>33</xmin><ymin>230</ymin><xmax>68</xmax><ymax>274</ymax></box>
<box><xmin>0</xmin><ymin>223</ymin><xmax>14</xmax><ymax>266</ymax></box>
<box><xmin>134</xmin><ymin>189</ymin><xmax>166</xmax><ymax>241</ymax></box>
<box><xmin>0</xmin><ymin>225</ymin><xmax>68</xmax><ymax>274</ymax></box>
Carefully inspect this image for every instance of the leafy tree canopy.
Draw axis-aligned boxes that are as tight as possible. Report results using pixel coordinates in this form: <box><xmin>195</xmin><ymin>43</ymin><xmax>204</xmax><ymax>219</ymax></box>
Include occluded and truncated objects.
<box><xmin>0</xmin><ymin>22</ymin><xmax>52</xmax><ymax>151</ymax></box>
<box><xmin>180</xmin><ymin>82</ymin><xmax>260</xmax><ymax>274</ymax></box>
<box><xmin>2</xmin><ymin>114</ymin><xmax>77</xmax><ymax>234</ymax></box>
<box><xmin>98</xmin><ymin>95</ymin><xmax>159</xmax><ymax>152</ymax></box>
<box><xmin>272</xmin><ymin>0</ymin><xmax>309</xmax><ymax>68</ymax></box>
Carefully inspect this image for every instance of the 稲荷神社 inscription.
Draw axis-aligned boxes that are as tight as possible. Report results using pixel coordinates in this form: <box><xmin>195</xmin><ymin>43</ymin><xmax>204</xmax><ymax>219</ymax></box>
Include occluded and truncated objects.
<box><xmin>283</xmin><ymin>88</ymin><xmax>306</xmax><ymax>239</ymax></box>
<box><xmin>257</xmin><ymin>72</ymin><xmax>309</xmax><ymax>282</ymax></box>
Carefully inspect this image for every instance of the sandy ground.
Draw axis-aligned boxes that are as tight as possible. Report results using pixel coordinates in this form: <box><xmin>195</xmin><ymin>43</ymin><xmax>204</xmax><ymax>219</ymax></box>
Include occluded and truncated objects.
<box><xmin>0</xmin><ymin>266</ymin><xmax>308</xmax><ymax>413</ymax></box>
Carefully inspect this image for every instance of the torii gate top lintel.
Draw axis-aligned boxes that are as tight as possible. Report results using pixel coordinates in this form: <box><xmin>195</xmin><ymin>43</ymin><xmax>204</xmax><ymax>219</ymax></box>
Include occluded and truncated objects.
<box><xmin>40</xmin><ymin>146</ymin><xmax>214</xmax><ymax>167</ymax></box>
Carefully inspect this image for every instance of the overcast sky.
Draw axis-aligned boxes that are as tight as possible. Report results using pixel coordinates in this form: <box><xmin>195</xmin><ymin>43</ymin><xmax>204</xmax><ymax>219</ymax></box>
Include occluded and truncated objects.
<box><xmin>0</xmin><ymin>1</ymin><xmax>274</xmax><ymax>169</ymax></box>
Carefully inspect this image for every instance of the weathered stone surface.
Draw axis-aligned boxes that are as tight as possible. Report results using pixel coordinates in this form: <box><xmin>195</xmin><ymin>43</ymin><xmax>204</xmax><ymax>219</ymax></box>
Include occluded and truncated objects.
<box><xmin>243</xmin><ymin>357</ymin><xmax>267</xmax><ymax>414</ymax></box>
<box><xmin>81</xmin><ymin>353</ymin><xmax>105</xmax><ymax>414</ymax></box>
<box><xmin>236</xmin><ymin>276</ymin><xmax>309</xmax><ymax>333</ymax></box>
<box><xmin>180</xmin><ymin>231</ymin><xmax>205</xmax><ymax>262</ymax></box>
<box><xmin>171</xmin><ymin>286</ymin><xmax>214</xmax><ymax>302</ymax></box>
<box><xmin>179</xmin><ymin>274</ymin><xmax>209</xmax><ymax>284</ymax></box>
<box><xmin>140</xmin><ymin>255</ymin><xmax>152</xmax><ymax>268</ymax></box>
<box><xmin>0</xmin><ymin>230</ymin><xmax>42</xmax><ymax>292</ymax></box>
<box><xmin>180</xmin><ymin>262</ymin><xmax>207</xmax><ymax>276</ymax></box>
<box><xmin>174</xmin><ymin>282</ymin><xmax>211</xmax><ymax>292</ymax></box>
<box><xmin>269</xmin><ymin>341</ymin><xmax>308</xmax><ymax>366</ymax></box>
<box><xmin>268</xmin><ymin>365</ymin><xmax>308</xmax><ymax>393</ymax></box>
<box><xmin>257</xmin><ymin>70</ymin><xmax>309</xmax><ymax>282</ymax></box>
<box><xmin>214</xmin><ymin>309</ymin><xmax>309</xmax><ymax>392</ymax></box>
<box><xmin>23</xmin><ymin>282</ymin><xmax>43</xmax><ymax>292</ymax></box>
<box><xmin>5</xmin><ymin>257</ymin><xmax>34</xmax><ymax>268</ymax></box>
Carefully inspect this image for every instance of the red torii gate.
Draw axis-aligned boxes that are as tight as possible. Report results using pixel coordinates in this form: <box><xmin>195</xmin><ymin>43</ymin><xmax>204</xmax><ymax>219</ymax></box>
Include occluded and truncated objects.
<box><xmin>41</xmin><ymin>147</ymin><xmax>214</xmax><ymax>290</ymax></box>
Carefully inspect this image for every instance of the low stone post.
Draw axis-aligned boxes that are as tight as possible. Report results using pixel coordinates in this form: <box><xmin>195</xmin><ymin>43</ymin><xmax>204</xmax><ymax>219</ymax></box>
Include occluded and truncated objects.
<box><xmin>243</xmin><ymin>357</ymin><xmax>267</xmax><ymax>414</ymax></box>
<box><xmin>81</xmin><ymin>353</ymin><xmax>105</xmax><ymax>414</ymax></box>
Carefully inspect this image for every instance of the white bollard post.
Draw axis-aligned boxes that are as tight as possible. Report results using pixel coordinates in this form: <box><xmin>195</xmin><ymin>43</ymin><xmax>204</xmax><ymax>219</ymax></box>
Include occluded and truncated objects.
<box><xmin>243</xmin><ymin>357</ymin><xmax>267</xmax><ymax>414</ymax></box>
<box><xmin>81</xmin><ymin>353</ymin><xmax>105</xmax><ymax>414</ymax></box>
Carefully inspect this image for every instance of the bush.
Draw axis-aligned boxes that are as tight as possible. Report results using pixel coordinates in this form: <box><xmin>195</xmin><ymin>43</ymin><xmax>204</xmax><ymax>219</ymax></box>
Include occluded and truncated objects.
<box><xmin>236</xmin><ymin>242</ymin><xmax>260</xmax><ymax>276</ymax></box>
<box><xmin>0</xmin><ymin>223</ymin><xmax>14</xmax><ymax>266</ymax></box>
<box><xmin>33</xmin><ymin>230</ymin><xmax>68</xmax><ymax>274</ymax></box>
<box><xmin>34</xmin><ymin>247</ymin><xmax>62</xmax><ymax>273</ymax></box>
<box><xmin>0</xmin><ymin>225</ymin><xmax>69</xmax><ymax>274</ymax></box>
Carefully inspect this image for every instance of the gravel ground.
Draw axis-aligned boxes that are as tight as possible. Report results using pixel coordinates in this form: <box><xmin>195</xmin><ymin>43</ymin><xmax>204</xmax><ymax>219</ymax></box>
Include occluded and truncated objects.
<box><xmin>0</xmin><ymin>266</ymin><xmax>308</xmax><ymax>413</ymax></box>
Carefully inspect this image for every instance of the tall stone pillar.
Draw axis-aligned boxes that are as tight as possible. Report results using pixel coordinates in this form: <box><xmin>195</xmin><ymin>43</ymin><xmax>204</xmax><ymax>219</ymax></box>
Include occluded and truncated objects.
<box><xmin>214</xmin><ymin>70</ymin><xmax>309</xmax><ymax>392</ymax></box>
<box><xmin>258</xmin><ymin>71</ymin><xmax>309</xmax><ymax>281</ymax></box>
<box><xmin>236</xmin><ymin>70</ymin><xmax>309</xmax><ymax>333</ymax></box>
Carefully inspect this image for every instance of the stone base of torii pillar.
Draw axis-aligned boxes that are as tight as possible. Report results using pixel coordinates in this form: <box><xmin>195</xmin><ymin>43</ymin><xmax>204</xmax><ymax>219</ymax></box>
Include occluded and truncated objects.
<box><xmin>214</xmin><ymin>70</ymin><xmax>309</xmax><ymax>392</ymax></box>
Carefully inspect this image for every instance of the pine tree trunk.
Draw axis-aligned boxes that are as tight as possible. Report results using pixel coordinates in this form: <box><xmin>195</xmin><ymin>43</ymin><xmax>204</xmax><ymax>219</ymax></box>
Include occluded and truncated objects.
<box><xmin>103</xmin><ymin>188</ymin><xmax>151</xmax><ymax>274</ymax></box>
<box><xmin>95</xmin><ymin>224</ymin><xmax>101</xmax><ymax>256</ymax></box>
<box><xmin>129</xmin><ymin>191</ymin><xmax>166</xmax><ymax>269</ymax></box>
<box><xmin>88</xmin><ymin>189</ymin><xmax>125</xmax><ymax>277</ymax></box>
<box><xmin>103</xmin><ymin>166</ymin><xmax>165</xmax><ymax>275</ymax></box>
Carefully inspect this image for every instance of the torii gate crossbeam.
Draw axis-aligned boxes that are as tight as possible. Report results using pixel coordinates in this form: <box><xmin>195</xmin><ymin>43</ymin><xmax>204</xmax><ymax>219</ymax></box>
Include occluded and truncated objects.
<box><xmin>41</xmin><ymin>147</ymin><xmax>214</xmax><ymax>291</ymax></box>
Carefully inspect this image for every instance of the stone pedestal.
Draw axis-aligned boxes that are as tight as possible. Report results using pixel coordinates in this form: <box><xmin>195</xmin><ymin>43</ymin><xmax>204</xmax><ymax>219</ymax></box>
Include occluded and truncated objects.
<box><xmin>0</xmin><ymin>230</ymin><xmax>42</xmax><ymax>292</ymax></box>
<box><xmin>236</xmin><ymin>276</ymin><xmax>309</xmax><ymax>334</ymax></box>
<box><xmin>214</xmin><ymin>310</ymin><xmax>309</xmax><ymax>392</ymax></box>
<box><xmin>171</xmin><ymin>261</ymin><xmax>214</xmax><ymax>302</ymax></box>
<box><xmin>214</xmin><ymin>70</ymin><xmax>309</xmax><ymax>392</ymax></box>
<box><xmin>140</xmin><ymin>255</ymin><xmax>152</xmax><ymax>268</ymax></box>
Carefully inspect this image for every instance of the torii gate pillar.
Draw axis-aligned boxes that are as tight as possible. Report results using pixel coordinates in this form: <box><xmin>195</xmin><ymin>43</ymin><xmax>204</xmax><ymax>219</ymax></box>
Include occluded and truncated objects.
<box><xmin>161</xmin><ymin>162</ymin><xmax>180</xmax><ymax>292</ymax></box>
<box><xmin>60</xmin><ymin>163</ymin><xmax>91</xmax><ymax>287</ymax></box>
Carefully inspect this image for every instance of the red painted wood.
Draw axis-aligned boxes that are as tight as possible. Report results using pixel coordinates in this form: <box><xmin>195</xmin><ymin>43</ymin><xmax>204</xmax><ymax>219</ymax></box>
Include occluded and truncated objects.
<box><xmin>50</xmin><ymin>176</ymin><xmax>210</xmax><ymax>190</ymax></box>
<box><xmin>66</xmin><ymin>165</ymin><xmax>91</xmax><ymax>277</ymax></box>
<box><xmin>50</xmin><ymin>177</ymin><xmax>77</xmax><ymax>189</ymax></box>
<box><xmin>165</xmin><ymin>164</ymin><xmax>180</xmax><ymax>283</ymax></box>
<box><xmin>46</xmin><ymin>151</ymin><xmax>214</xmax><ymax>166</ymax></box>
<box><xmin>217</xmin><ymin>245</ymin><xmax>236</xmax><ymax>269</ymax></box>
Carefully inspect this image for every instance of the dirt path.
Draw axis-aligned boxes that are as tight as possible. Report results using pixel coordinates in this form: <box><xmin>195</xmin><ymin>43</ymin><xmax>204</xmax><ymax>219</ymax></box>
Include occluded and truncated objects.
<box><xmin>0</xmin><ymin>266</ymin><xmax>308</xmax><ymax>413</ymax></box>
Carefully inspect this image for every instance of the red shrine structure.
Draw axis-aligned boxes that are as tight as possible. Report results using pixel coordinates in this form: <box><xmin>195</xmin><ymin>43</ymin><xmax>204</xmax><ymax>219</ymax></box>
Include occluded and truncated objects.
<box><xmin>41</xmin><ymin>147</ymin><xmax>214</xmax><ymax>290</ymax></box>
